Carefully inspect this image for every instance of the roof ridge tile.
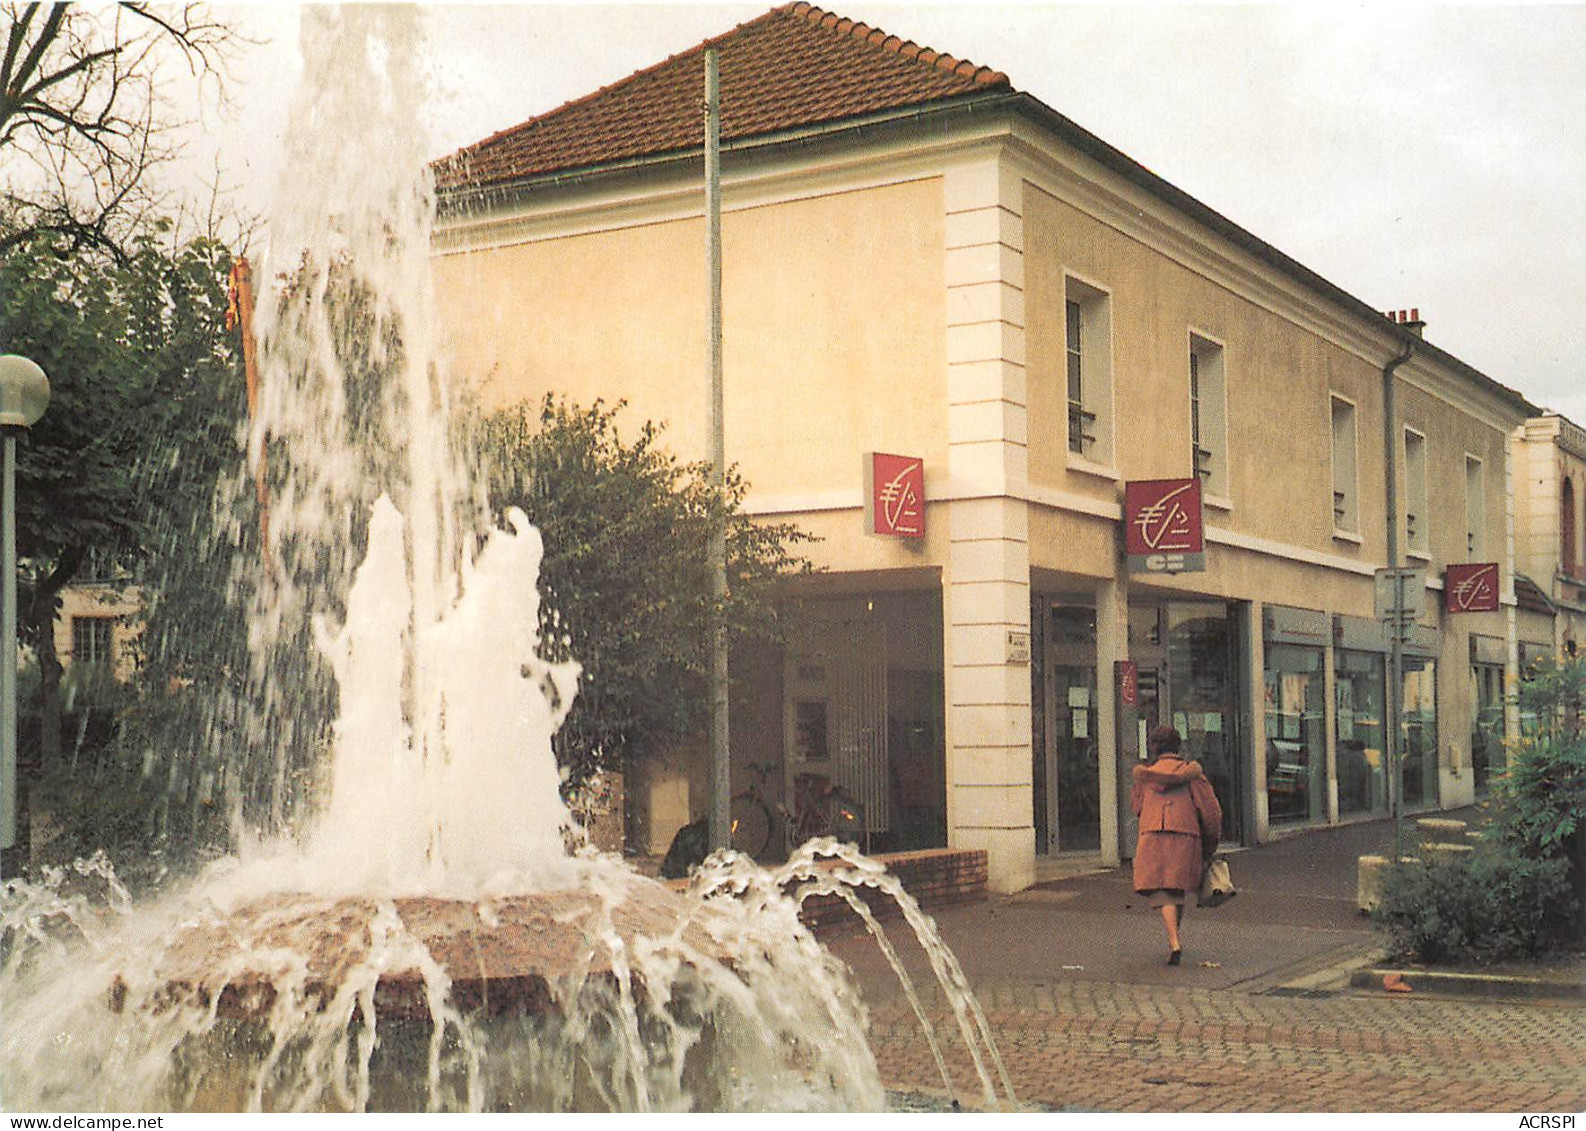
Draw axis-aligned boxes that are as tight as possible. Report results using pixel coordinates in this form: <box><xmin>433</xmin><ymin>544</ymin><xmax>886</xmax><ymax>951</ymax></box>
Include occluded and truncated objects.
<box><xmin>787</xmin><ymin>2</ymin><xmax>1007</xmax><ymax>84</ymax></box>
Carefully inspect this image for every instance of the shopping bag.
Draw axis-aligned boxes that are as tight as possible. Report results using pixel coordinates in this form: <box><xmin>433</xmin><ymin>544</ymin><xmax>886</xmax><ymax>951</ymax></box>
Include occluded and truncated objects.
<box><xmin>1198</xmin><ymin>856</ymin><xmax>1236</xmax><ymax>908</ymax></box>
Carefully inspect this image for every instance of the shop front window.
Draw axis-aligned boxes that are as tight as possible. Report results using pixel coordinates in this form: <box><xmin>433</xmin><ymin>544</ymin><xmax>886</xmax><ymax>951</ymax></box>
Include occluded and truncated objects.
<box><xmin>1401</xmin><ymin>661</ymin><xmax>1438</xmax><ymax>809</ymax></box>
<box><xmin>1335</xmin><ymin>651</ymin><xmax>1388</xmax><ymax>816</ymax></box>
<box><xmin>1264</xmin><ymin>644</ymin><xmax>1326</xmax><ymax>824</ymax></box>
<box><xmin>1471</xmin><ymin>662</ymin><xmax>1505</xmax><ymax>794</ymax></box>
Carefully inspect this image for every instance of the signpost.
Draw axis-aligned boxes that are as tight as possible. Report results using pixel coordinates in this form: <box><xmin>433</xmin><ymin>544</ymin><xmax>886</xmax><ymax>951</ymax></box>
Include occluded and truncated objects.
<box><xmin>1374</xmin><ymin>564</ymin><xmax>1425</xmax><ymax>868</ymax></box>
<box><xmin>1374</xmin><ymin>565</ymin><xmax>1426</xmax><ymax>633</ymax></box>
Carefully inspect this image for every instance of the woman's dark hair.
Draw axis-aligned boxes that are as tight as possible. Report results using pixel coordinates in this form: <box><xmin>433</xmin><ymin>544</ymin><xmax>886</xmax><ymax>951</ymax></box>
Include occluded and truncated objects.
<box><xmin>1147</xmin><ymin>725</ymin><xmax>1182</xmax><ymax>758</ymax></box>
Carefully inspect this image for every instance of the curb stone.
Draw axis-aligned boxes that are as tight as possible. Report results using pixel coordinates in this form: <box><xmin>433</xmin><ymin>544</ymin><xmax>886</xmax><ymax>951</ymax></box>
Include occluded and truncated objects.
<box><xmin>1351</xmin><ymin>967</ymin><xmax>1586</xmax><ymax>1001</ymax></box>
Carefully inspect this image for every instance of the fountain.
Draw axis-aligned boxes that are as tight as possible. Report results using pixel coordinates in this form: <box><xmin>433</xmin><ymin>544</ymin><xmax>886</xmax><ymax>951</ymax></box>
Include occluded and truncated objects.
<box><xmin>0</xmin><ymin>7</ymin><xmax>1012</xmax><ymax>1113</ymax></box>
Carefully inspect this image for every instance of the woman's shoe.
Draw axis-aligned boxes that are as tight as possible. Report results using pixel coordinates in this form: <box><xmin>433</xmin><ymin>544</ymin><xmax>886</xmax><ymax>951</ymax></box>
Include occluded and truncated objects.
<box><xmin>1167</xmin><ymin>948</ymin><xmax>1182</xmax><ymax>966</ymax></box>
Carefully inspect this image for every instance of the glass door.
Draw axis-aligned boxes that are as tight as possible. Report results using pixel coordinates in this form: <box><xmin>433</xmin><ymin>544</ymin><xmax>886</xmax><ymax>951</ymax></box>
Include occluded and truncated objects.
<box><xmin>1049</xmin><ymin>664</ymin><xmax>1099</xmax><ymax>850</ymax></box>
<box><xmin>1335</xmin><ymin>651</ymin><xmax>1388</xmax><ymax>816</ymax></box>
<box><xmin>1166</xmin><ymin>602</ymin><xmax>1244</xmax><ymax>843</ymax></box>
<box><xmin>1044</xmin><ymin>605</ymin><xmax>1099</xmax><ymax>852</ymax></box>
<box><xmin>1471</xmin><ymin>662</ymin><xmax>1504</xmax><ymax>794</ymax></box>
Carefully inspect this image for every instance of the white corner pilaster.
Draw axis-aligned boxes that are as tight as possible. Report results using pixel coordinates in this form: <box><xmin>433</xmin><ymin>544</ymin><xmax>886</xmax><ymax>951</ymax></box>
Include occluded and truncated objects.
<box><xmin>941</xmin><ymin>155</ymin><xmax>1033</xmax><ymax>894</ymax></box>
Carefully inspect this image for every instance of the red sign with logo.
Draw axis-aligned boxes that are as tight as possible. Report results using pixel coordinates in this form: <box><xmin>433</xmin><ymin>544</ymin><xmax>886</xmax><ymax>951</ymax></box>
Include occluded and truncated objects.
<box><xmin>865</xmin><ymin>453</ymin><xmax>925</xmax><ymax>539</ymax></box>
<box><xmin>1445</xmin><ymin>562</ymin><xmax>1500</xmax><ymax>613</ymax></box>
<box><xmin>1117</xmin><ymin>660</ymin><xmax>1139</xmax><ymax>708</ymax></box>
<box><xmin>1124</xmin><ymin>478</ymin><xmax>1206</xmax><ymax>573</ymax></box>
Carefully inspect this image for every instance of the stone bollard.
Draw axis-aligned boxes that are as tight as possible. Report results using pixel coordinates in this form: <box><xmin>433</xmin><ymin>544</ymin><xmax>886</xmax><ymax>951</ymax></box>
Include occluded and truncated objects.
<box><xmin>1357</xmin><ymin>854</ymin><xmax>1390</xmax><ymax>913</ymax></box>
<box><xmin>1423</xmin><ymin>841</ymin><xmax>1475</xmax><ymax>861</ymax></box>
<box><xmin>1415</xmin><ymin>817</ymin><xmax>1468</xmax><ymax>836</ymax></box>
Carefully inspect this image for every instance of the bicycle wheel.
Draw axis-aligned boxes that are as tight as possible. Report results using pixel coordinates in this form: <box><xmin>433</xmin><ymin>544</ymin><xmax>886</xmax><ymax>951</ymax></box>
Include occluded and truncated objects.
<box><xmin>730</xmin><ymin>794</ymin><xmax>773</xmax><ymax>857</ymax></box>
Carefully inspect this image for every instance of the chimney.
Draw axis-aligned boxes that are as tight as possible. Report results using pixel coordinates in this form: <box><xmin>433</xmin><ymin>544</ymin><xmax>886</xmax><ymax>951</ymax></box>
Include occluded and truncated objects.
<box><xmin>1383</xmin><ymin>308</ymin><xmax>1425</xmax><ymax>339</ymax></box>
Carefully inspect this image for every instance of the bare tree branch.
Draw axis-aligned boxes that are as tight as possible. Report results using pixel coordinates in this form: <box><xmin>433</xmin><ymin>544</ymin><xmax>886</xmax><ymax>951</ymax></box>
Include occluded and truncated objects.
<box><xmin>0</xmin><ymin>2</ymin><xmax>243</xmax><ymax>258</ymax></box>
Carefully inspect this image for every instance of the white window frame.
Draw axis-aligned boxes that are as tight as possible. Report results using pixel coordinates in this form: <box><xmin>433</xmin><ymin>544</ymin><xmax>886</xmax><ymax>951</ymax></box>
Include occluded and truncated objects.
<box><xmin>1403</xmin><ymin>426</ymin><xmax>1430</xmax><ymax>560</ymax></box>
<box><xmin>1465</xmin><ymin>453</ymin><xmax>1486</xmax><ymax>560</ymax></box>
<box><xmin>1063</xmin><ymin>273</ymin><xmax>1114</xmax><ymax>473</ymax></box>
<box><xmin>1330</xmin><ymin>393</ymin><xmax>1360</xmax><ymax>539</ymax></box>
<box><xmin>1188</xmin><ymin>329</ymin><xmax>1229</xmax><ymax>506</ymax></box>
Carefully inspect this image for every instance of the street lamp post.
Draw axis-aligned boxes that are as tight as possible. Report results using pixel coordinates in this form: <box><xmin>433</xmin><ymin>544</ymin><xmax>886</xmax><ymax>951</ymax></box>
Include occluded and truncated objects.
<box><xmin>0</xmin><ymin>355</ymin><xmax>51</xmax><ymax>875</ymax></box>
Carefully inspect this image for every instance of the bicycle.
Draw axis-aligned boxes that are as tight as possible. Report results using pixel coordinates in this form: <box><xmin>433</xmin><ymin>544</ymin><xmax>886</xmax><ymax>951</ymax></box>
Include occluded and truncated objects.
<box><xmin>731</xmin><ymin>761</ymin><xmax>866</xmax><ymax>858</ymax></box>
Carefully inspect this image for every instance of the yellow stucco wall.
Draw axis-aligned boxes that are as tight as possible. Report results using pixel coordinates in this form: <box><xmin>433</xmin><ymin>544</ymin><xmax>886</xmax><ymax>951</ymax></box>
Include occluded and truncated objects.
<box><xmin>433</xmin><ymin>179</ymin><xmax>949</xmax><ymax>510</ymax></box>
<box><xmin>1022</xmin><ymin>180</ymin><xmax>1514</xmax><ymax>598</ymax></box>
<box><xmin>1396</xmin><ymin>381</ymin><xmax>1511</xmax><ymax>573</ymax></box>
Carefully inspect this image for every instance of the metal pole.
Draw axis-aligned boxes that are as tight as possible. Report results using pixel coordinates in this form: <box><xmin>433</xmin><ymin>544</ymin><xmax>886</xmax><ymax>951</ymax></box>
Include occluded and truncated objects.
<box><xmin>2</xmin><ymin>429</ymin><xmax>17</xmax><ymax>865</ymax></box>
<box><xmin>704</xmin><ymin>47</ymin><xmax>731</xmax><ymax>852</ymax></box>
<box><xmin>1382</xmin><ymin>339</ymin><xmax>1414</xmax><ymax>865</ymax></box>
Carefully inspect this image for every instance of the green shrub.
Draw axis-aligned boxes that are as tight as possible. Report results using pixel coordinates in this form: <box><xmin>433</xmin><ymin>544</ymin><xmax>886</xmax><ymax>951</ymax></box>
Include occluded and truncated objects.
<box><xmin>1498</xmin><ymin>656</ymin><xmax>1586</xmax><ymax>860</ymax></box>
<box><xmin>1372</xmin><ymin>848</ymin><xmax>1572</xmax><ymax>963</ymax></box>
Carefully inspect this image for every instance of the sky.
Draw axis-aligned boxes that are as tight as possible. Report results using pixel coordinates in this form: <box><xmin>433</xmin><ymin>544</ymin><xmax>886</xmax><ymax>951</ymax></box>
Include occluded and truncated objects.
<box><xmin>188</xmin><ymin>2</ymin><xmax>1586</xmax><ymax>425</ymax></box>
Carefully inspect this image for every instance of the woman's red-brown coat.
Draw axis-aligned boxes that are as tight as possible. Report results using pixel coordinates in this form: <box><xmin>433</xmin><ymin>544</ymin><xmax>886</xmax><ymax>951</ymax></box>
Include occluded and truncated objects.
<box><xmin>1130</xmin><ymin>756</ymin><xmax>1222</xmax><ymax>893</ymax></box>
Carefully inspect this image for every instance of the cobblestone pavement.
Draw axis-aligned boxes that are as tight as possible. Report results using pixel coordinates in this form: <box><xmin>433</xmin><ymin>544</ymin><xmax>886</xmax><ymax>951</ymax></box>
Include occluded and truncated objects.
<box><xmin>861</xmin><ymin>975</ymin><xmax>1586</xmax><ymax>1113</ymax></box>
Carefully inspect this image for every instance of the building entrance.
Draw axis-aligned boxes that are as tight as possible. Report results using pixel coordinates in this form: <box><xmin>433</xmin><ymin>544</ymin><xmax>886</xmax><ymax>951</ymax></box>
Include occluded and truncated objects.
<box><xmin>1037</xmin><ymin>605</ymin><xmax>1100</xmax><ymax>853</ymax></box>
<box><xmin>1126</xmin><ymin>601</ymin><xmax>1246</xmax><ymax>851</ymax></box>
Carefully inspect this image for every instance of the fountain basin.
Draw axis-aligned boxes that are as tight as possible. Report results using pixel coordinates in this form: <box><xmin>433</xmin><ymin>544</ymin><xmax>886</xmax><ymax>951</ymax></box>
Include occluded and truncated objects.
<box><xmin>76</xmin><ymin>870</ymin><xmax>881</xmax><ymax>1112</ymax></box>
<box><xmin>134</xmin><ymin>878</ymin><xmax>718</xmax><ymax>1022</ymax></box>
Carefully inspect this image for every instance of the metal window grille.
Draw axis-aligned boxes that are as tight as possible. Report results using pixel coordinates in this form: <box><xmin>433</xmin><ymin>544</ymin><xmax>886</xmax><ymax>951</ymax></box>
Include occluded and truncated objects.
<box><xmin>1068</xmin><ymin>403</ymin><xmax>1096</xmax><ymax>454</ymax></box>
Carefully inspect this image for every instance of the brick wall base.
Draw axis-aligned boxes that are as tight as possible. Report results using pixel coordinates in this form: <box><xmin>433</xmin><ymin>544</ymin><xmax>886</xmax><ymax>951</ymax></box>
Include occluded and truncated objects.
<box><xmin>793</xmin><ymin>847</ymin><xmax>988</xmax><ymax>937</ymax></box>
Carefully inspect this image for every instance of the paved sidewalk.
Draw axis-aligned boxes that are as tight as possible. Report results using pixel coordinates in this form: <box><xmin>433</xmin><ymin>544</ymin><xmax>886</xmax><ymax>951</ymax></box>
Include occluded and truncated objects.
<box><xmin>825</xmin><ymin>811</ymin><xmax>1586</xmax><ymax>1112</ymax></box>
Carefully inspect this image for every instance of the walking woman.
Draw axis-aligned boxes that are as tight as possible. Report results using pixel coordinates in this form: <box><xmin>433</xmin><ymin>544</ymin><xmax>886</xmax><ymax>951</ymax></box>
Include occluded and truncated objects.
<box><xmin>1131</xmin><ymin>725</ymin><xmax>1222</xmax><ymax>965</ymax></box>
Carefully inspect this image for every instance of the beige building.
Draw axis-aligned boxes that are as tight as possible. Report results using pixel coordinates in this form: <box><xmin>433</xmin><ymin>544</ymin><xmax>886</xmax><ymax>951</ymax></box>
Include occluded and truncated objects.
<box><xmin>433</xmin><ymin>3</ymin><xmax>1540</xmax><ymax>890</ymax></box>
<box><xmin>1513</xmin><ymin>413</ymin><xmax>1586</xmax><ymax>664</ymax></box>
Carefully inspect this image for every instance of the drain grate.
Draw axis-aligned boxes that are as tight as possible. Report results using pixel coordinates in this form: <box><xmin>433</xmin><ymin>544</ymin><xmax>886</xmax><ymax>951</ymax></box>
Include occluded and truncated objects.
<box><xmin>1265</xmin><ymin>986</ymin><xmax>1339</xmax><ymax>999</ymax></box>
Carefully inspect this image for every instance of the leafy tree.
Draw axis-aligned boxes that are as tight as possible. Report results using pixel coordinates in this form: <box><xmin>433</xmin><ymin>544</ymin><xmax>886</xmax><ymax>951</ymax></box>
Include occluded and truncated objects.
<box><xmin>0</xmin><ymin>226</ymin><xmax>244</xmax><ymax>777</ymax></box>
<box><xmin>1497</xmin><ymin>655</ymin><xmax>1586</xmax><ymax>934</ymax></box>
<box><xmin>481</xmin><ymin>396</ymin><xmax>816</xmax><ymax>791</ymax></box>
<box><xmin>1</xmin><ymin>2</ymin><xmax>238</xmax><ymax>261</ymax></box>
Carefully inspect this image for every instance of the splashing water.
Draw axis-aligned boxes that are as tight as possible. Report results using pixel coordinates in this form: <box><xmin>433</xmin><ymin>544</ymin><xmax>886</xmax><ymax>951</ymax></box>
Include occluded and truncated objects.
<box><xmin>0</xmin><ymin>7</ymin><xmax>1014</xmax><ymax>1112</ymax></box>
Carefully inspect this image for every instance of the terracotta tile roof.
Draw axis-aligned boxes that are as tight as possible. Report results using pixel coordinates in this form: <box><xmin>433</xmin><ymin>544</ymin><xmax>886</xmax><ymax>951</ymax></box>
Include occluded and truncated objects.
<box><xmin>437</xmin><ymin>3</ymin><xmax>1009</xmax><ymax>191</ymax></box>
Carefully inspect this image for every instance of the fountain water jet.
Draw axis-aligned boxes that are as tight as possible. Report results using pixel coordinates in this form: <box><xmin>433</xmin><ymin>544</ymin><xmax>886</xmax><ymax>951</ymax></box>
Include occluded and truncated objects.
<box><xmin>0</xmin><ymin>6</ymin><xmax>1015</xmax><ymax>1113</ymax></box>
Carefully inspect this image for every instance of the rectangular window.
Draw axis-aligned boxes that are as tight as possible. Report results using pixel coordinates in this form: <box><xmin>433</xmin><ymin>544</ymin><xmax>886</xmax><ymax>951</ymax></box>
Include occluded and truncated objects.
<box><xmin>72</xmin><ymin>616</ymin><xmax>114</xmax><ymax>669</ymax></box>
<box><xmin>1264</xmin><ymin>643</ymin><xmax>1326</xmax><ymax>825</ymax></box>
<box><xmin>1065</xmin><ymin>299</ymin><xmax>1085</xmax><ymax>454</ymax></box>
<box><xmin>1063</xmin><ymin>277</ymin><xmax>1112</xmax><ymax>465</ymax></box>
<box><xmin>1465</xmin><ymin>455</ymin><xmax>1485</xmax><ymax>558</ymax></box>
<box><xmin>1330</xmin><ymin>395</ymin><xmax>1359</xmax><ymax>534</ymax></box>
<box><xmin>1404</xmin><ymin>427</ymin><xmax>1428</xmax><ymax>556</ymax></box>
<box><xmin>1188</xmin><ymin>334</ymin><xmax>1227</xmax><ymax>498</ymax></box>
